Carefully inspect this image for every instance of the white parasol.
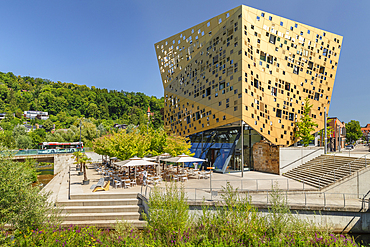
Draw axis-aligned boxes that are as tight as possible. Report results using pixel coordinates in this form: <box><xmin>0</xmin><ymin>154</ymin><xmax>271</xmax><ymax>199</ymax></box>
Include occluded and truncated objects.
<box><xmin>162</xmin><ymin>153</ymin><xmax>205</xmax><ymax>172</ymax></box>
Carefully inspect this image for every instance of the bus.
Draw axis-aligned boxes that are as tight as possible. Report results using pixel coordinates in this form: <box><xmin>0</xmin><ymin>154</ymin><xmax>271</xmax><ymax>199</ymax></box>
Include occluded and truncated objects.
<box><xmin>38</xmin><ymin>142</ymin><xmax>84</xmax><ymax>154</ymax></box>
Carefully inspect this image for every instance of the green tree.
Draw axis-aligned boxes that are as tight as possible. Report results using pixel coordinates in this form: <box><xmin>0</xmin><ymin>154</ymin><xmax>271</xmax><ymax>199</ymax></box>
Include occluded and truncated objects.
<box><xmin>318</xmin><ymin>118</ymin><xmax>333</xmax><ymax>146</ymax></box>
<box><xmin>0</xmin><ymin>130</ymin><xmax>15</xmax><ymax>148</ymax></box>
<box><xmin>93</xmin><ymin>125</ymin><xmax>191</xmax><ymax>160</ymax></box>
<box><xmin>15</xmin><ymin>135</ymin><xmax>33</xmax><ymax>149</ymax></box>
<box><xmin>43</xmin><ymin>119</ymin><xmax>54</xmax><ymax>132</ymax></box>
<box><xmin>0</xmin><ymin>149</ymin><xmax>60</xmax><ymax>231</ymax></box>
<box><xmin>346</xmin><ymin>120</ymin><xmax>363</xmax><ymax>143</ymax></box>
<box><xmin>295</xmin><ymin>98</ymin><xmax>318</xmax><ymax>147</ymax></box>
<box><xmin>12</xmin><ymin>124</ymin><xmax>27</xmax><ymax>139</ymax></box>
<box><xmin>29</xmin><ymin>128</ymin><xmax>46</xmax><ymax>148</ymax></box>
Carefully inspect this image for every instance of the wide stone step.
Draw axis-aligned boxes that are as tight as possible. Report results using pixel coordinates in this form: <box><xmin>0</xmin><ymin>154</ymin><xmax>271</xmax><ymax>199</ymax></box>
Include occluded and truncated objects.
<box><xmin>56</xmin><ymin>199</ymin><xmax>140</xmax><ymax>207</ymax></box>
<box><xmin>70</xmin><ymin>192</ymin><xmax>138</xmax><ymax>200</ymax></box>
<box><xmin>62</xmin><ymin>205</ymin><xmax>142</xmax><ymax>214</ymax></box>
<box><xmin>61</xmin><ymin>220</ymin><xmax>147</xmax><ymax>229</ymax></box>
<box><xmin>62</xmin><ymin>212</ymin><xmax>141</xmax><ymax>221</ymax></box>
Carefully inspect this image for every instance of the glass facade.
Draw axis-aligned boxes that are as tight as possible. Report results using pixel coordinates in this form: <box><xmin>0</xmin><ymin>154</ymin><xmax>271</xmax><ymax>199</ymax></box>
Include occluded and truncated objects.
<box><xmin>188</xmin><ymin>124</ymin><xmax>263</xmax><ymax>173</ymax></box>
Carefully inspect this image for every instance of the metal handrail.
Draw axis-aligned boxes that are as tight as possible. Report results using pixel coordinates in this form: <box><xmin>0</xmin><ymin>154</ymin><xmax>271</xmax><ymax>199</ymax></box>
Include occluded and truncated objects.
<box><xmin>288</xmin><ymin>153</ymin><xmax>337</xmax><ymax>183</ymax></box>
<box><xmin>280</xmin><ymin>148</ymin><xmax>323</xmax><ymax>170</ymax></box>
<box><xmin>138</xmin><ymin>185</ymin><xmax>367</xmax><ymax>210</ymax></box>
<box><xmin>317</xmin><ymin>153</ymin><xmax>369</xmax><ymax>189</ymax></box>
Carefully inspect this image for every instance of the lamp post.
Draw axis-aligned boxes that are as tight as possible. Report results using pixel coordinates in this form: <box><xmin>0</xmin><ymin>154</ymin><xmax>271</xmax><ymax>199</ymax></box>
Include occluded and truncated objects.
<box><xmin>79</xmin><ymin>119</ymin><xmax>82</xmax><ymax>151</ymax></box>
<box><xmin>147</xmin><ymin>106</ymin><xmax>151</xmax><ymax>133</ymax></box>
<box><xmin>324</xmin><ymin>107</ymin><xmax>327</xmax><ymax>154</ymax></box>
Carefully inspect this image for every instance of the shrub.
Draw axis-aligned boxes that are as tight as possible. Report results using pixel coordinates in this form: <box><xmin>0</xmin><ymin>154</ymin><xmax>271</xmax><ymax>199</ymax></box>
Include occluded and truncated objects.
<box><xmin>0</xmin><ymin>148</ymin><xmax>61</xmax><ymax>232</ymax></box>
<box><xmin>144</xmin><ymin>182</ymin><xmax>193</xmax><ymax>245</ymax></box>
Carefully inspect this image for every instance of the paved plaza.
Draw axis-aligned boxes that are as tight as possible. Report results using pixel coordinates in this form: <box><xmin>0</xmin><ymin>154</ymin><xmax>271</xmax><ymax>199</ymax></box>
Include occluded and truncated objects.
<box><xmin>44</xmin><ymin>161</ymin><xmax>366</xmax><ymax>211</ymax></box>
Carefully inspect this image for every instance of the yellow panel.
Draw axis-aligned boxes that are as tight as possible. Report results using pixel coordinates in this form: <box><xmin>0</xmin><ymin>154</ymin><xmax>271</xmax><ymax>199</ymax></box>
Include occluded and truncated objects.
<box><xmin>155</xmin><ymin>5</ymin><xmax>343</xmax><ymax>146</ymax></box>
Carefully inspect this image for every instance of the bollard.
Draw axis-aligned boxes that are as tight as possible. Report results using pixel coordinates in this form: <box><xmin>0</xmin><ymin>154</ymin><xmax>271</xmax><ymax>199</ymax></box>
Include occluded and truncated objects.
<box><xmin>343</xmin><ymin>193</ymin><xmax>345</xmax><ymax>208</ymax></box>
<box><xmin>286</xmin><ymin>190</ymin><xmax>288</xmax><ymax>204</ymax></box>
<box><xmin>287</xmin><ymin>179</ymin><xmax>289</xmax><ymax>191</ymax></box>
<box><xmin>305</xmin><ymin>193</ymin><xmax>307</xmax><ymax>206</ymax></box>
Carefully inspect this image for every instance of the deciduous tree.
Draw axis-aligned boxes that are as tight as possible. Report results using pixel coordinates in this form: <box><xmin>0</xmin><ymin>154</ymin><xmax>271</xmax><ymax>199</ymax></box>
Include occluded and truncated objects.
<box><xmin>295</xmin><ymin>98</ymin><xmax>318</xmax><ymax>147</ymax></box>
<box><xmin>346</xmin><ymin>120</ymin><xmax>363</xmax><ymax>143</ymax></box>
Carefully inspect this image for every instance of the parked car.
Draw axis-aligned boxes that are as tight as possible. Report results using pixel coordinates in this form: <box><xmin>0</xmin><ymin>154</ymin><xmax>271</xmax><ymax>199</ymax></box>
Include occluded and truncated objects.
<box><xmin>345</xmin><ymin>145</ymin><xmax>354</xmax><ymax>150</ymax></box>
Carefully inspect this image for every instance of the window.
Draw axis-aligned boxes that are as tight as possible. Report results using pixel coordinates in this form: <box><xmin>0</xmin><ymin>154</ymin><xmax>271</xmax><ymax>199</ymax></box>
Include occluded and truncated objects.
<box><xmin>269</xmin><ymin>34</ymin><xmax>276</xmax><ymax>44</ymax></box>
<box><xmin>269</xmin><ymin>16</ymin><xmax>272</xmax><ymax>21</ymax></box>
<box><xmin>254</xmin><ymin>79</ymin><xmax>259</xmax><ymax>88</ymax></box>
<box><xmin>280</xmin><ymin>21</ymin><xmax>283</xmax><ymax>26</ymax></box>
<box><xmin>276</xmin><ymin>109</ymin><xmax>282</xmax><ymax>118</ymax></box>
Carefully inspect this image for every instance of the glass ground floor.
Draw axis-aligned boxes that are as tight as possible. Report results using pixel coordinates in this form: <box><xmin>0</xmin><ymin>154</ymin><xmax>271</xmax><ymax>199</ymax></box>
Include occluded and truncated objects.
<box><xmin>188</xmin><ymin>123</ymin><xmax>263</xmax><ymax>173</ymax></box>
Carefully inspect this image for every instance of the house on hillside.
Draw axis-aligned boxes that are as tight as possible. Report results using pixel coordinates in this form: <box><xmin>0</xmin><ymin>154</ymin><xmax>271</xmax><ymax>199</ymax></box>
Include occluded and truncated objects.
<box><xmin>23</xmin><ymin>111</ymin><xmax>49</xmax><ymax>120</ymax></box>
<box><xmin>113</xmin><ymin>124</ymin><xmax>128</xmax><ymax>130</ymax></box>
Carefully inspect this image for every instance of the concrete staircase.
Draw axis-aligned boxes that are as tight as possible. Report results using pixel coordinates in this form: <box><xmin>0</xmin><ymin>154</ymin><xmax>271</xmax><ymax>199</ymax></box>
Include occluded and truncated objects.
<box><xmin>283</xmin><ymin>155</ymin><xmax>368</xmax><ymax>189</ymax></box>
<box><xmin>57</xmin><ymin>192</ymin><xmax>147</xmax><ymax>228</ymax></box>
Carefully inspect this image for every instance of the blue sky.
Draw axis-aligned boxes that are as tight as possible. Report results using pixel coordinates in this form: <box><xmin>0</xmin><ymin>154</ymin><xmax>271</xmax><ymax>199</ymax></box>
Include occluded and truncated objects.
<box><xmin>0</xmin><ymin>0</ymin><xmax>368</xmax><ymax>125</ymax></box>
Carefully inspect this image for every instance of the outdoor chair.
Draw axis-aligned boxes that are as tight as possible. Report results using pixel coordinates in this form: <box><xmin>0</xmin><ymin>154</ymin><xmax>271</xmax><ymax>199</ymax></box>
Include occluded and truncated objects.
<box><xmin>114</xmin><ymin>179</ymin><xmax>122</xmax><ymax>189</ymax></box>
<box><xmin>198</xmin><ymin>172</ymin><xmax>205</xmax><ymax>179</ymax></box>
<box><xmin>92</xmin><ymin>180</ymin><xmax>110</xmax><ymax>192</ymax></box>
<box><xmin>122</xmin><ymin>180</ymin><xmax>130</xmax><ymax>188</ymax></box>
<box><xmin>90</xmin><ymin>178</ymin><xmax>104</xmax><ymax>190</ymax></box>
<box><xmin>130</xmin><ymin>179</ymin><xmax>137</xmax><ymax>187</ymax></box>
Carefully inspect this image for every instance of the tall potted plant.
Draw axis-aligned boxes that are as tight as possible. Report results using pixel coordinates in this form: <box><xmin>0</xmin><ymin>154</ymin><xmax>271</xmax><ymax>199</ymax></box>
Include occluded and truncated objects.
<box><xmin>80</xmin><ymin>155</ymin><xmax>92</xmax><ymax>185</ymax></box>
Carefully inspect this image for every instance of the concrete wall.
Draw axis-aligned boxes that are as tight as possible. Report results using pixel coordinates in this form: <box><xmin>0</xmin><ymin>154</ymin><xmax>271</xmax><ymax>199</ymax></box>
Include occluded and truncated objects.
<box><xmin>279</xmin><ymin>147</ymin><xmax>324</xmax><ymax>175</ymax></box>
<box><xmin>324</xmin><ymin>166</ymin><xmax>370</xmax><ymax>197</ymax></box>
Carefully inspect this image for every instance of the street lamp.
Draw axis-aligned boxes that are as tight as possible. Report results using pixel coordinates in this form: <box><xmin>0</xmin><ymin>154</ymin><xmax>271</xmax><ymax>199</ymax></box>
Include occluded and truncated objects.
<box><xmin>79</xmin><ymin>119</ymin><xmax>82</xmax><ymax>151</ymax></box>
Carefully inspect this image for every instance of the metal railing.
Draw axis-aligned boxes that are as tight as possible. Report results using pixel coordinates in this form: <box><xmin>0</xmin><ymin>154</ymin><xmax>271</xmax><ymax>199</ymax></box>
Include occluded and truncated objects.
<box><xmin>289</xmin><ymin>153</ymin><xmax>338</xmax><ymax>178</ymax></box>
<box><xmin>140</xmin><ymin>185</ymin><xmax>368</xmax><ymax>210</ymax></box>
<box><xmin>280</xmin><ymin>148</ymin><xmax>323</xmax><ymax>170</ymax></box>
<box><xmin>207</xmin><ymin>178</ymin><xmax>315</xmax><ymax>192</ymax></box>
<box><xmin>10</xmin><ymin>148</ymin><xmax>85</xmax><ymax>156</ymax></box>
<box><xmin>316</xmin><ymin>153</ymin><xmax>369</xmax><ymax>189</ymax></box>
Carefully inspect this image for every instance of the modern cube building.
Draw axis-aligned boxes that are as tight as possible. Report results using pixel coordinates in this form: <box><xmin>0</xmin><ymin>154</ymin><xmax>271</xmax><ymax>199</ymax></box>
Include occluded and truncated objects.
<box><xmin>155</xmin><ymin>5</ymin><xmax>342</xmax><ymax>172</ymax></box>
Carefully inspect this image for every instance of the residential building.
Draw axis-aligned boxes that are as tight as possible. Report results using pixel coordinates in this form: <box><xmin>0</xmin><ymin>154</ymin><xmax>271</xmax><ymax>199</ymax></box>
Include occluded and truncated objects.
<box><xmin>155</xmin><ymin>5</ymin><xmax>342</xmax><ymax>172</ymax></box>
<box><xmin>361</xmin><ymin>124</ymin><xmax>370</xmax><ymax>141</ymax></box>
<box><xmin>328</xmin><ymin>117</ymin><xmax>346</xmax><ymax>151</ymax></box>
<box><xmin>23</xmin><ymin>111</ymin><xmax>49</xmax><ymax>120</ymax></box>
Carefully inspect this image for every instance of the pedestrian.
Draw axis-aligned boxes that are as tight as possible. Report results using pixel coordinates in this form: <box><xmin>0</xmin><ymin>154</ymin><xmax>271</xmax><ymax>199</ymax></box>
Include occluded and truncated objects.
<box><xmin>142</xmin><ymin>169</ymin><xmax>148</xmax><ymax>186</ymax></box>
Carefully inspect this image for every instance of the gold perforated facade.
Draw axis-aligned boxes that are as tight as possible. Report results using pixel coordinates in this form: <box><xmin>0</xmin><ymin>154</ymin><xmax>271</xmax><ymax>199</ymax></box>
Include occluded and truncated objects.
<box><xmin>155</xmin><ymin>5</ymin><xmax>342</xmax><ymax>146</ymax></box>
